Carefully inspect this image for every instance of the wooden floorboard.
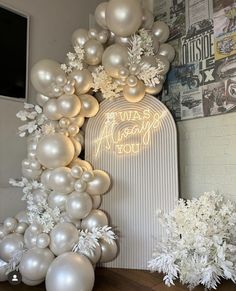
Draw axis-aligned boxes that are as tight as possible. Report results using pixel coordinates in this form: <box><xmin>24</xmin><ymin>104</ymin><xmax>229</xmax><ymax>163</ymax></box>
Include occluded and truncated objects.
<box><xmin>0</xmin><ymin>268</ymin><xmax>235</xmax><ymax>290</ymax></box>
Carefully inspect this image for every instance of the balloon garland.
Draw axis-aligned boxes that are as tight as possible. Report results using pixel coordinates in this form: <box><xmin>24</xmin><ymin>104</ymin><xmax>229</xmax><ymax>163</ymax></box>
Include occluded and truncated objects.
<box><xmin>0</xmin><ymin>0</ymin><xmax>174</xmax><ymax>290</ymax></box>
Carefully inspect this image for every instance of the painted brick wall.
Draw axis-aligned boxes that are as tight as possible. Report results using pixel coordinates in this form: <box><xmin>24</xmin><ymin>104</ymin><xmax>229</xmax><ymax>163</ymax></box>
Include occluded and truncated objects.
<box><xmin>178</xmin><ymin>112</ymin><xmax>236</xmax><ymax>201</ymax></box>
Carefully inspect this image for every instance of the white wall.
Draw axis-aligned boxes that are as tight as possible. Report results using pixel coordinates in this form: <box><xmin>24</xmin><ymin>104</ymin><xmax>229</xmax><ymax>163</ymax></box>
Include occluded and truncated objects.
<box><xmin>0</xmin><ymin>0</ymin><xmax>102</xmax><ymax>221</ymax></box>
<box><xmin>178</xmin><ymin>112</ymin><xmax>236</xmax><ymax>201</ymax></box>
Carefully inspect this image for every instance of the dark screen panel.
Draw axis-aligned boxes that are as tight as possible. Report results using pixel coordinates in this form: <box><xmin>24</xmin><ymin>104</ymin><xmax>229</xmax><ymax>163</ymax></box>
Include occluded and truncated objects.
<box><xmin>0</xmin><ymin>6</ymin><xmax>27</xmax><ymax>99</ymax></box>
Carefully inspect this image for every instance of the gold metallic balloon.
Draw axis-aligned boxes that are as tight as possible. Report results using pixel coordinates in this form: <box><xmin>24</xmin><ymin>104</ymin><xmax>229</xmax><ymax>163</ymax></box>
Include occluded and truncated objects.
<box><xmin>72</xmin><ymin>28</ymin><xmax>89</xmax><ymax>47</ymax></box>
<box><xmin>36</xmin><ymin>93</ymin><xmax>50</xmax><ymax>107</ymax></box>
<box><xmin>43</xmin><ymin>99</ymin><xmax>62</xmax><ymax>121</ymax></box>
<box><xmin>123</xmin><ymin>80</ymin><xmax>146</xmax><ymax>103</ymax></box>
<box><xmin>48</xmin><ymin>191</ymin><xmax>67</xmax><ymax>211</ymax></box>
<box><xmin>158</xmin><ymin>43</ymin><xmax>176</xmax><ymax>62</ymax></box>
<box><xmin>152</xmin><ymin>21</ymin><xmax>170</xmax><ymax>43</ymax></box>
<box><xmin>102</xmin><ymin>44</ymin><xmax>129</xmax><ymax>78</ymax></box>
<box><xmin>0</xmin><ymin>233</ymin><xmax>24</xmax><ymax>262</ymax></box>
<box><xmin>49</xmin><ymin>167</ymin><xmax>75</xmax><ymax>194</ymax></box>
<box><xmin>86</xmin><ymin>170</ymin><xmax>111</xmax><ymax>195</ymax></box>
<box><xmin>19</xmin><ymin>248</ymin><xmax>54</xmax><ymax>281</ymax></box>
<box><xmin>57</xmin><ymin>94</ymin><xmax>81</xmax><ymax>118</ymax></box>
<box><xmin>49</xmin><ymin>223</ymin><xmax>78</xmax><ymax>256</ymax></box>
<box><xmin>106</xmin><ymin>0</ymin><xmax>143</xmax><ymax>37</ymax></box>
<box><xmin>84</xmin><ymin>39</ymin><xmax>104</xmax><ymax>66</ymax></box>
<box><xmin>79</xmin><ymin>94</ymin><xmax>99</xmax><ymax>118</ymax></box>
<box><xmin>95</xmin><ymin>2</ymin><xmax>108</xmax><ymax>29</ymax></box>
<box><xmin>66</xmin><ymin>192</ymin><xmax>92</xmax><ymax>220</ymax></box>
<box><xmin>36</xmin><ymin>133</ymin><xmax>75</xmax><ymax>169</ymax></box>
<box><xmin>70</xmin><ymin>69</ymin><xmax>93</xmax><ymax>95</ymax></box>
<box><xmin>81</xmin><ymin>209</ymin><xmax>108</xmax><ymax>231</ymax></box>
<box><xmin>31</xmin><ymin>59</ymin><xmax>66</xmax><ymax>97</ymax></box>
<box><xmin>46</xmin><ymin>252</ymin><xmax>94</xmax><ymax>291</ymax></box>
<box><xmin>99</xmin><ymin>239</ymin><xmax>118</xmax><ymax>263</ymax></box>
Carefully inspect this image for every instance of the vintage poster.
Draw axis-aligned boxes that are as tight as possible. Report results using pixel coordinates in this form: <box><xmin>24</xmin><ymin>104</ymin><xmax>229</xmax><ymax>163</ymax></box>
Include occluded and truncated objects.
<box><xmin>214</xmin><ymin>32</ymin><xmax>236</xmax><ymax>60</ymax></box>
<box><xmin>213</xmin><ymin>54</ymin><xmax>236</xmax><ymax>82</ymax></box>
<box><xmin>153</xmin><ymin>0</ymin><xmax>169</xmax><ymax>22</ymax></box>
<box><xmin>181</xmin><ymin>90</ymin><xmax>203</xmax><ymax>119</ymax></box>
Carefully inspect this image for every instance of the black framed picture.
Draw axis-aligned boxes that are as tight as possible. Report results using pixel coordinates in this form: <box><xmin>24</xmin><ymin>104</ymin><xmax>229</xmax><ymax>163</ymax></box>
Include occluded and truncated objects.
<box><xmin>0</xmin><ymin>5</ymin><xmax>29</xmax><ymax>101</ymax></box>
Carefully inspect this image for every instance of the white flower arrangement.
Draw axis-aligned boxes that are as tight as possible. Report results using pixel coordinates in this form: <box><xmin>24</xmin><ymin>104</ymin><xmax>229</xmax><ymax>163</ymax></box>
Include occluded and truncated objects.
<box><xmin>61</xmin><ymin>45</ymin><xmax>85</xmax><ymax>73</ymax></box>
<box><xmin>148</xmin><ymin>191</ymin><xmax>236</xmax><ymax>290</ymax></box>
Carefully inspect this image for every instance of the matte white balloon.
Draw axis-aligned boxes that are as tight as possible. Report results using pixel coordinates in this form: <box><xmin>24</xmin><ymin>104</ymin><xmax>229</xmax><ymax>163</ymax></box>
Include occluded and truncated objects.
<box><xmin>79</xmin><ymin>94</ymin><xmax>99</xmax><ymax>118</ymax></box>
<box><xmin>46</xmin><ymin>252</ymin><xmax>94</xmax><ymax>291</ymax></box>
<box><xmin>72</xmin><ymin>28</ymin><xmax>89</xmax><ymax>47</ymax></box>
<box><xmin>106</xmin><ymin>0</ymin><xmax>143</xmax><ymax>37</ymax></box>
<box><xmin>152</xmin><ymin>21</ymin><xmax>170</xmax><ymax>43</ymax></box>
<box><xmin>86</xmin><ymin>170</ymin><xmax>111</xmax><ymax>195</ymax></box>
<box><xmin>81</xmin><ymin>209</ymin><xmax>108</xmax><ymax>231</ymax></box>
<box><xmin>49</xmin><ymin>167</ymin><xmax>75</xmax><ymax>194</ymax></box>
<box><xmin>66</xmin><ymin>192</ymin><xmax>92</xmax><ymax>220</ymax></box>
<box><xmin>49</xmin><ymin>223</ymin><xmax>78</xmax><ymax>256</ymax></box>
<box><xmin>99</xmin><ymin>239</ymin><xmax>118</xmax><ymax>263</ymax></box>
<box><xmin>70</xmin><ymin>69</ymin><xmax>93</xmax><ymax>95</ymax></box>
<box><xmin>84</xmin><ymin>39</ymin><xmax>104</xmax><ymax>66</ymax></box>
<box><xmin>95</xmin><ymin>2</ymin><xmax>108</xmax><ymax>29</ymax></box>
<box><xmin>0</xmin><ymin>233</ymin><xmax>24</xmax><ymax>262</ymax></box>
<box><xmin>36</xmin><ymin>133</ymin><xmax>75</xmax><ymax>169</ymax></box>
<box><xmin>19</xmin><ymin>247</ymin><xmax>54</xmax><ymax>281</ymax></box>
<box><xmin>48</xmin><ymin>191</ymin><xmax>67</xmax><ymax>211</ymax></box>
<box><xmin>57</xmin><ymin>94</ymin><xmax>81</xmax><ymax>118</ymax></box>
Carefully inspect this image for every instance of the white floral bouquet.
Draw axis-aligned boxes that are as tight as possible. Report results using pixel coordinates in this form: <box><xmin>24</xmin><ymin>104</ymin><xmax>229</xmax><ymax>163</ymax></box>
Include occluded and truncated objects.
<box><xmin>148</xmin><ymin>191</ymin><xmax>236</xmax><ymax>290</ymax></box>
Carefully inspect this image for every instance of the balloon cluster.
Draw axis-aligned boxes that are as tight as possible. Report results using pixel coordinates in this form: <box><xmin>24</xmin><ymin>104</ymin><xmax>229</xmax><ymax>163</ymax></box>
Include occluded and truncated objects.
<box><xmin>0</xmin><ymin>1</ymin><xmax>174</xmax><ymax>290</ymax></box>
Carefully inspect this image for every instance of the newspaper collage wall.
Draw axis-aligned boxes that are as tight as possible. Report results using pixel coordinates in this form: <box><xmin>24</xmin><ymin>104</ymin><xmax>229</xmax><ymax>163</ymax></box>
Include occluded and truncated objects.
<box><xmin>155</xmin><ymin>0</ymin><xmax>236</xmax><ymax>120</ymax></box>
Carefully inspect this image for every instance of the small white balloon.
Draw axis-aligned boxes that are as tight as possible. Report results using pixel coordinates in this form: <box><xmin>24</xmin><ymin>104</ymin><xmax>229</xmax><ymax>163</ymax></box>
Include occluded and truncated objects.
<box><xmin>36</xmin><ymin>233</ymin><xmax>51</xmax><ymax>249</ymax></box>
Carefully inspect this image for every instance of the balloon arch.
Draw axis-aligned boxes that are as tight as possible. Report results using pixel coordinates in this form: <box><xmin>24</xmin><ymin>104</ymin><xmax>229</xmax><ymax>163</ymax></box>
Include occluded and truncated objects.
<box><xmin>0</xmin><ymin>0</ymin><xmax>174</xmax><ymax>290</ymax></box>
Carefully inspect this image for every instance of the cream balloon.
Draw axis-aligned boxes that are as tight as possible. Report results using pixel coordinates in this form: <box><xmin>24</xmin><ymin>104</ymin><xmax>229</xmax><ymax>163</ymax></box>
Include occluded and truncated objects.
<box><xmin>74</xmin><ymin>132</ymin><xmax>85</xmax><ymax>148</ymax></box>
<box><xmin>0</xmin><ymin>233</ymin><xmax>24</xmax><ymax>262</ymax></box>
<box><xmin>46</xmin><ymin>252</ymin><xmax>94</xmax><ymax>291</ymax></box>
<box><xmin>74</xmin><ymin>180</ymin><xmax>87</xmax><ymax>193</ymax></box>
<box><xmin>36</xmin><ymin>133</ymin><xmax>75</xmax><ymax>169</ymax></box>
<box><xmin>22</xmin><ymin>167</ymin><xmax>42</xmax><ymax>180</ymax></box>
<box><xmin>15</xmin><ymin>211</ymin><xmax>29</xmax><ymax>224</ymax></box>
<box><xmin>79</xmin><ymin>94</ymin><xmax>99</xmax><ymax>118</ymax></box>
<box><xmin>57</xmin><ymin>94</ymin><xmax>81</xmax><ymax>118</ymax></box>
<box><xmin>70</xmin><ymin>69</ymin><xmax>93</xmax><ymax>95</ymax></box>
<box><xmin>49</xmin><ymin>223</ymin><xmax>78</xmax><ymax>256</ymax></box>
<box><xmin>71</xmin><ymin>165</ymin><xmax>83</xmax><ymax>179</ymax></box>
<box><xmin>91</xmin><ymin>195</ymin><xmax>102</xmax><ymax>209</ymax></box>
<box><xmin>99</xmin><ymin>239</ymin><xmax>118</xmax><ymax>263</ymax></box>
<box><xmin>141</xmin><ymin>8</ymin><xmax>154</xmax><ymax>29</ymax></box>
<box><xmin>80</xmin><ymin>244</ymin><xmax>101</xmax><ymax>264</ymax></box>
<box><xmin>70</xmin><ymin>159</ymin><xmax>93</xmax><ymax>171</ymax></box>
<box><xmin>49</xmin><ymin>167</ymin><xmax>75</xmax><ymax>194</ymax></box>
<box><xmin>31</xmin><ymin>59</ymin><xmax>66</xmax><ymax>97</ymax></box>
<box><xmin>19</xmin><ymin>247</ymin><xmax>54</xmax><ymax>281</ymax></box>
<box><xmin>81</xmin><ymin>171</ymin><xmax>94</xmax><ymax>182</ymax></box>
<box><xmin>86</xmin><ymin>170</ymin><xmax>111</xmax><ymax>195</ymax></box>
<box><xmin>114</xmin><ymin>36</ymin><xmax>131</xmax><ymax>47</ymax></box>
<box><xmin>102</xmin><ymin>44</ymin><xmax>129</xmax><ymax>78</ymax></box>
<box><xmin>81</xmin><ymin>210</ymin><xmax>108</xmax><ymax>231</ymax></box>
<box><xmin>158</xmin><ymin>43</ymin><xmax>176</xmax><ymax>62</ymax></box>
<box><xmin>123</xmin><ymin>80</ymin><xmax>146</xmax><ymax>103</ymax></box>
<box><xmin>97</xmin><ymin>30</ymin><xmax>109</xmax><ymax>44</ymax></box>
<box><xmin>145</xmin><ymin>82</ymin><xmax>163</xmax><ymax>95</ymax></box>
<box><xmin>66</xmin><ymin>192</ymin><xmax>92</xmax><ymax>220</ymax></box>
<box><xmin>72</xmin><ymin>28</ymin><xmax>89</xmax><ymax>47</ymax></box>
<box><xmin>36</xmin><ymin>233</ymin><xmax>51</xmax><ymax>249</ymax></box>
<box><xmin>152</xmin><ymin>21</ymin><xmax>170</xmax><ymax>43</ymax></box>
<box><xmin>40</xmin><ymin>169</ymin><xmax>52</xmax><ymax>188</ymax></box>
<box><xmin>95</xmin><ymin>2</ymin><xmax>107</xmax><ymax>29</ymax></box>
<box><xmin>15</xmin><ymin>222</ymin><xmax>28</xmax><ymax>235</ymax></box>
<box><xmin>36</xmin><ymin>93</ymin><xmax>49</xmax><ymax>107</ymax></box>
<box><xmin>84</xmin><ymin>39</ymin><xmax>104</xmax><ymax>66</ymax></box>
<box><xmin>3</xmin><ymin>217</ymin><xmax>17</xmax><ymax>232</ymax></box>
<box><xmin>22</xmin><ymin>277</ymin><xmax>44</xmax><ymax>286</ymax></box>
<box><xmin>71</xmin><ymin>137</ymin><xmax>82</xmax><ymax>157</ymax></box>
<box><xmin>106</xmin><ymin>0</ymin><xmax>143</xmax><ymax>37</ymax></box>
<box><xmin>43</xmin><ymin>99</ymin><xmax>62</xmax><ymax>121</ymax></box>
<box><xmin>70</xmin><ymin>115</ymin><xmax>85</xmax><ymax>128</ymax></box>
<box><xmin>48</xmin><ymin>191</ymin><xmax>67</xmax><ymax>211</ymax></box>
<box><xmin>88</xmin><ymin>28</ymin><xmax>98</xmax><ymax>39</ymax></box>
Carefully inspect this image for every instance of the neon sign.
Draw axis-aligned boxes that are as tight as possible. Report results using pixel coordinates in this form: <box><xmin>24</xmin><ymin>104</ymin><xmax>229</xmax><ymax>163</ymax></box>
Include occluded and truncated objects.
<box><xmin>94</xmin><ymin>109</ymin><xmax>167</xmax><ymax>156</ymax></box>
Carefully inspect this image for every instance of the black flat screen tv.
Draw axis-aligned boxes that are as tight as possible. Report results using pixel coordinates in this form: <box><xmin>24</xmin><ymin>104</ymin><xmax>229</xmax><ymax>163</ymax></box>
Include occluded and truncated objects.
<box><xmin>0</xmin><ymin>5</ymin><xmax>29</xmax><ymax>100</ymax></box>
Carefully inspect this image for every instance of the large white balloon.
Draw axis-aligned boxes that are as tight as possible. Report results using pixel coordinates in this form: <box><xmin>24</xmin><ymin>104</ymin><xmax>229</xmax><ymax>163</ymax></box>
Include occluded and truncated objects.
<box><xmin>81</xmin><ymin>209</ymin><xmax>108</xmax><ymax>231</ymax></box>
<box><xmin>84</xmin><ymin>39</ymin><xmax>104</xmax><ymax>66</ymax></box>
<box><xmin>152</xmin><ymin>21</ymin><xmax>170</xmax><ymax>43</ymax></box>
<box><xmin>57</xmin><ymin>94</ymin><xmax>81</xmax><ymax>118</ymax></box>
<box><xmin>79</xmin><ymin>94</ymin><xmax>99</xmax><ymax>118</ymax></box>
<box><xmin>95</xmin><ymin>2</ymin><xmax>107</xmax><ymax>29</ymax></box>
<box><xmin>70</xmin><ymin>69</ymin><xmax>93</xmax><ymax>95</ymax></box>
<box><xmin>66</xmin><ymin>192</ymin><xmax>92</xmax><ymax>220</ymax></box>
<box><xmin>46</xmin><ymin>252</ymin><xmax>94</xmax><ymax>291</ymax></box>
<box><xmin>86</xmin><ymin>170</ymin><xmax>111</xmax><ymax>195</ymax></box>
<box><xmin>72</xmin><ymin>29</ymin><xmax>89</xmax><ymax>47</ymax></box>
<box><xmin>48</xmin><ymin>167</ymin><xmax>75</xmax><ymax>194</ymax></box>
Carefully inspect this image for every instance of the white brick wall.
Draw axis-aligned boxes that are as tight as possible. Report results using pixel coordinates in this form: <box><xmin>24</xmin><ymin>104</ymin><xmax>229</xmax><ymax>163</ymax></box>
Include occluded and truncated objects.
<box><xmin>178</xmin><ymin>112</ymin><xmax>236</xmax><ymax>201</ymax></box>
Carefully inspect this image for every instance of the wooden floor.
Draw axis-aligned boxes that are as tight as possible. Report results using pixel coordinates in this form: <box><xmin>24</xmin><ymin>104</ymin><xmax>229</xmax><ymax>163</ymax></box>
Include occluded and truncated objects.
<box><xmin>0</xmin><ymin>268</ymin><xmax>235</xmax><ymax>290</ymax></box>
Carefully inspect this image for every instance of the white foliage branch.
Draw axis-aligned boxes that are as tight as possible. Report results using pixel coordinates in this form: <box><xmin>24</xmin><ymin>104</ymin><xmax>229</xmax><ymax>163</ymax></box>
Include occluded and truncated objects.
<box><xmin>9</xmin><ymin>177</ymin><xmax>45</xmax><ymax>201</ymax></box>
<box><xmin>73</xmin><ymin>226</ymin><xmax>117</xmax><ymax>255</ymax></box>
<box><xmin>0</xmin><ymin>249</ymin><xmax>27</xmax><ymax>274</ymax></box>
<box><xmin>148</xmin><ymin>191</ymin><xmax>236</xmax><ymax>290</ymax></box>
<box><xmin>138</xmin><ymin>64</ymin><xmax>164</xmax><ymax>87</ymax></box>
<box><xmin>92</xmin><ymin>66</ymin><xmax>123</xmax><ymax>100</ymax></box>
<box><xmin>16</xmin><ymin>103</ymin><xmax>46</xmax><ymax>137</ymax></box>
<box><xmin>61</xmin><ymin>45</ymin><xmax>85</xmax><ymax>73</ymax></box>
<box><xmin>139</xmin><ymin>29</ymin><xmax>155</xmax><ymax>57</ymax></box>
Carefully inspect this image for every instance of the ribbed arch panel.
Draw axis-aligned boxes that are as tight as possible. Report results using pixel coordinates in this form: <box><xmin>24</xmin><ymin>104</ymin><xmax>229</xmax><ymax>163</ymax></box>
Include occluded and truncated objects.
<box><xmin>85</xmin><ymin>95</ymin><xmax>178</xmax><ymax>269</ymax></box>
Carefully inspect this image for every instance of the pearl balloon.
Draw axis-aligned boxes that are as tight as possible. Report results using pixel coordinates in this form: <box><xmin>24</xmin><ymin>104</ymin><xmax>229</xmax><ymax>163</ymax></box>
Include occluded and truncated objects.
<box><xmin>81</xmin><ymin>171</ymin><xmax>94</xmax><ymax>182</ymax></box>
<box><xmin>48</xmin><ymin>191</ymin><xmax>67</xmax><ymax>211</ymax></box>
<box><xmin>0</xmin><ymin>226</ymin><xmax>8</xmax><ymax>240</ymax></box>
<box><xmin>15</xmin><ymin>222</ymin><xmax>28</xmax><ymax>235</ymax></box>
<box><xmin>88</xmin><ymin>28</ymin><xmax>98</xmax><ymax>39</ymax></box>
<box><xmin>43</xmin><ymin>99</ymin><xmax>62</xmax><ymax>121</ymax></box>
<box><xmin>106</xmin><ymin>0</ymin><xmax>143</xmax><ymax>37</ymax></box>
<box><xmin>74</xmin><ymin>180</ymin><xmax>87</xmax><ymax>193</ymax></box>
<box><xmin>152</xmin><ymin>21</ymin><xmax>170</xmax><ymax>43</ymax></box>
<box><xmin>145</xmin><ymin>82</ymin><xmax>163</xmax><ymax>95</ymax></box>
<box><xmin>70</xmin><ymin>159</ymin><xmax>93</xmax><ymax>171</ymax></box>
<box><xmin>70</xmin><ymin>116</ymin><xmax>85</xmax><ymax>128</ymax></box>
<box><xmin>84</xmin><ymin>39</ymin><xmax>104</xmax><ymax>66</ymax></box>
<box><xmin>22</xmin><ymin>167</ymin><xmax>42</xmax><ymax>180</ymax></box>
<box><xmin>24</xmin><ymin>226</ymin><xmax>41</xmax><ymax>249</ymax></box>
<box><xmin>71</xmin><ymin>137</ymin><xmax>82</xmax><ymax>157</ymax></box>
<box><xmin>126</xmin><ymin>75</ymin><xmax>138</xmax><ymax>87</ymax></box>
<box><xmin>19</xmin><ymin>248</ymin><xmax>54</xmax><ymax>281</ymax></box>
<box><xmin>91</xmin><ymin>195</ymin><xmax>102</xmax><ymax>209</ymax></box>
<box><xmin>57</xmin><ymin>94</ymin><xmax>81</xmax><ymax>118</ymax></box>
<box><xmin>70</xmin><ymin>69</ymin><xmax>93</xmax><ymax>95</ymax></box>
<box><xmin>100</xmin><ymin>240</ymin><xmax>118</xmax><ymax>263</ymax></box>
<box><xmin>46</xmin><ymin>252</ymin><xmax>94</xmax><ymax>291</ymax></box>
<box><xmin>114</xmin><ymin>36</ymin><xmax>131</xmax><ymax>47</ymax></box>
<box><xmin>74</xmin><ymin>132</ymin><xmax>85</xmax><ymax>148</ymax></box>
<box><xmin>141</xmin><ymin>8</ymin><xmax>154</xmax><ymax>29</ymax></box>
<box><xmin>97</xmin><ymin>30</ymin><xmax>109</xmax><ymax>44</ymax></box>
<box><xmin>71</xmin><ymin>165</ymin><xmax>83</xmax><ymax>178</ymax></box>
<box><xmin>81</xmin><ymin>209</ymin><xmax>108</xmax><ymax>231</ymax></box>
<box><xmin>49</xmin><ymin>223</ymin><xmax>78</xmax><ymax>256</ymax></box>
<box><xmin>66</xmin><ymin>124</ymin><xmax>79</xmax><ymax>136</ymax></box>
<box><xmin>95</xmin><ymin>2</ymin><xmax>107</xmax><ymax>29</ymax></box>
<box><xmin>0</xmin><ymin>233</ymin><xmax>24</xmax><ymax>262</ymax></box>
<box><xmin>86</xmin><ymin>170</ymin><xmax>111</xmax><ymax>195</ymax></box>
<box><xmin>123</xmin><ymin>80</ymin><xmax>146</xmax><ymax>103</ymax></box>
<box><xmin>40</xmin><ymin>169</ymin><xmax>52</xmax><ymax>188</ymax></box>
<box><xmin>3</xmin><ymin>217</ymin><xmax>17</xmax><ymax>232</ymax></box>
<box><xmin>102</xmin><ymin>44</ymin><xmax>129</xmax><ymax>78</ymax></box>
<box><xmin>158</xmin><ymin>43</ymin><xmax>176</xmax><ymax>62</ymax></box>
<box><xmin>36</xmin><ymin>233</ymin><xmax>51</xmax><ymax>249</ymax></box>
<box><xmin>31</xmin><ymin>59</ymin><xmax>66</xmax><ymax>97</ymax></box>
<box><xmin>81</xmin><ymin>244</ymin><xmax>101</xmax><ymax>264</ymax></box>
<box><xmin>15</xmin><ymin>211</ymin><xmax>29</xmax><ymax>224</ymax></box>
<box><xmin>22</xmin><ymin>277</ymin><xmax>44</xmax><ymax>286</ymax></box>
<box><xmin>36</xmin><ymin>93</ymin><xmax>49</xmax><ymax>107</ymax></box>
<box><xmin>72</xmin><ymin>28</ymin><xmax>89</xmax><ymax>47</ymax></box>
<box><xmin>79</xmin><ymin>94</ymin><xmax>99</xmax><ymax>118</ymax></box>
<box><xmin>36</xmin><ymin>133</ymin><xmax>75</xmax><ymax>169</ymax></box>
<box><xmin>49</xmin><ymin>167</ymin><xmax>75</xmax><ymax>194</ymax></box>
<box><xmin>66</xmin><ymin>192</ymin><xmax>92</xmax><ymax>220</ymax></box>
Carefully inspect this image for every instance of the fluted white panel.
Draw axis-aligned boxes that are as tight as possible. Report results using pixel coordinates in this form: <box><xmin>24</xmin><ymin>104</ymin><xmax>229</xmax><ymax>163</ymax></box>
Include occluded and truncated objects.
<box><xmin>85</xmin><ymin>95</ymin><xmax>178</xmax><ymax>269</ymax></box>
